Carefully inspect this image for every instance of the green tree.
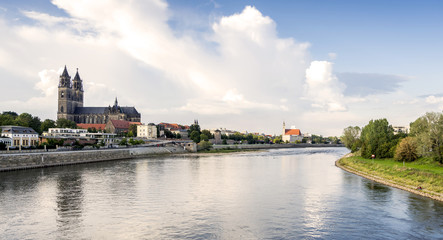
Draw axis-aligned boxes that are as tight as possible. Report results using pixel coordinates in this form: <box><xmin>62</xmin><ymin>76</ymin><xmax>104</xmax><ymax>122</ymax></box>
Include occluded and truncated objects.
<box><xmin>41</xmin><ymin>119</ymin><xmax>56</xmax><ymax>132</ymax></box>
<box><xmin>200</xmin><ymin>133</ymin><xmax>209</xmax><ymax>142</ymax></box>
<box><xmin>360</xmin><ymin>119</ymin><xmax>395</xmax><ymax>159</ymax></box>
<box><xmin>30</xmin><ymin>116</ymin><xmax>42</xmax><ymax>134</ymax></box>
<box><xmin>176</xmin><ymin>133</ymin><xmax>181</xmax><ymax>139</ymax></box>
<box><xmin>56</xmin><ymin>118</ymin><xmax>77</xmax><ymax>128</ymax></box>
<box><xmin>198</xmin><ymin>140</ymin><xmax>212</xmax><ymax>151</ymax></box>
<box><xmin>128</xmin><ymin>124</ymin><xmax>138</xmax><ymax>137</ymax></box>
<box><xmin>341</xmin><ymin>126</ymin><xmax>361</xmax><ymax>152</ymax></box>
<box><xmin>188</xmin><ymin>123</ymin><xmax>201</xmax><ymax>135</ymax></box>
<box><xmin>119</xmin><ymin>138</ymin><xmax>128</xmax><ymax>145</ymax></box>
<box><xmin>201</xmin><ymin>129</ymin><xmax>212</xmax><ymax>139</ymax></box>
<box><xmin>0</xmin><ymin>112</ymin><xmax>16</xmax><ymax>125</ymax></box>
<box><xmin>410</xmin><ymin>112</ymin><xmax>443</xmax><ymax>163</ymax></box>
<box><xmin>190</xmin><ymin>131</ymin><xmax>200</xmax><ymax>143</ymax></box>
<box><xmin>394</xmin><ymin>137</ymin><xmax>418</xmax><ymax>163</ymax></box>
<box><xmin>15</xmin><ymin>113</ymin><xmax>33</xmax><ymax>127</ymax></box>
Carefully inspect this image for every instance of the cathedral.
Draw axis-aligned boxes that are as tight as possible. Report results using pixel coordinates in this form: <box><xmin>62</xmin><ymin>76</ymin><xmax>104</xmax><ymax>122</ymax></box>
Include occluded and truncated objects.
<box><xmin>57</xmin><ymin>66</ymin><xmax>141</xmax><ymax>124</ymax></box>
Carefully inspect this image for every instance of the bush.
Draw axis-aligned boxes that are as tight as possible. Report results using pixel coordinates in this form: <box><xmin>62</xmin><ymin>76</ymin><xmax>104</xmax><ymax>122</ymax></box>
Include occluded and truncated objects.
<box><xmin>394</xmin><ymin>137</ymin><xmax>418</xmax><ymax>162</ymax></box>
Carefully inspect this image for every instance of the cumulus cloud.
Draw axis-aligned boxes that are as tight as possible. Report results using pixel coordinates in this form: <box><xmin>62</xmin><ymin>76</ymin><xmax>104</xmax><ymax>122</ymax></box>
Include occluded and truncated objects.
<box><xmin>0</xmin><ymin>0</ymin><xmax>417</xmax><ymax>135</ymax></box>
<box><xmin>303</xmin><ymin>61</ymin><xmax>347</xmax><ymax>112</ymax></box>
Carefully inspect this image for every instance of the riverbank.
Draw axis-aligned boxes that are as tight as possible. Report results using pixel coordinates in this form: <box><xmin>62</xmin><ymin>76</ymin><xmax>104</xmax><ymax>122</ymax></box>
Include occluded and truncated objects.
<box><xmin>336</xmin><ymin>153</ymin><xmax>443</xmax><ymax>202</ymax></box>
<box><xmin>0</xmin><ymin>146</ymin><xmax>187</xmax><ymax>172</ymax></box>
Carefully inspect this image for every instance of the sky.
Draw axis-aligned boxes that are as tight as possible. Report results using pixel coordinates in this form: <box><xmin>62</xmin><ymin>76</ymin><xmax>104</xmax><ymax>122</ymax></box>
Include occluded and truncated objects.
<box><xmin>1</xmin><ymin>0</ymin><xmax>443</xmax><ymax>136</ymax></box>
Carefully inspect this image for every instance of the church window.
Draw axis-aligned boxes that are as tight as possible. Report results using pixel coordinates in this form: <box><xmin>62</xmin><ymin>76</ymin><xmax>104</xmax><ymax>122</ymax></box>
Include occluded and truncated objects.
<box><xmin>61</xmin><ymin>106</ymin><xmax>64</xmax><ymax>113</ymax></box>
<box><xmin>61</xmin><ymin>91</ymin><xmax>64</xmax><ymax>98</ymax></box>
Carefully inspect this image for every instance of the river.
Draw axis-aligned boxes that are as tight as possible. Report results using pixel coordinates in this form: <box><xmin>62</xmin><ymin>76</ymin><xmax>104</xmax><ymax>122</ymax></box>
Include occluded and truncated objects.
<box><xmin>0</xmin><ymin>147</ymin><xmax>442</xmax><ymax>239</ymax></box>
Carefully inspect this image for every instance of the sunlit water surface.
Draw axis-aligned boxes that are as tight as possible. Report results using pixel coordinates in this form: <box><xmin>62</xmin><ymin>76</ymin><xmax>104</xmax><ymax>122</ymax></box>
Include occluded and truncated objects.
<box><xmin>0</xmin><ymin>148</ymin><xmax>442</xmax><ymax>239</ymax></box>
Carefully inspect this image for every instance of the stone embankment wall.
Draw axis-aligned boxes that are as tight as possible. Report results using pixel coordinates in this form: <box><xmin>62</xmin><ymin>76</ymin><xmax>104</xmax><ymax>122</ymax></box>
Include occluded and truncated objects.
<box><xmin>0</xmin><ymin>146</ymin><xmax>186</xmax><ymax>172</ymax></box>
<box><xmin>212</xmin><ymin>143</ymin><xmax>344</xmax><ymax>150</ymax></box>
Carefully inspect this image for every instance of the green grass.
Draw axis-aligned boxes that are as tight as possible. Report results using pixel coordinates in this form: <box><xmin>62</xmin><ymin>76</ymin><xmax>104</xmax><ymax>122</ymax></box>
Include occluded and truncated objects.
<box><xmin>339</xmin><ymin>156</ymin><xmax>443</xmax><ymax>194</ymax></box>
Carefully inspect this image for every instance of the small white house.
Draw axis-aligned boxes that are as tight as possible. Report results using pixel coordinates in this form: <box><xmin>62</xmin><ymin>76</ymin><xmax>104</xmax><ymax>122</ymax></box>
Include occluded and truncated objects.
<box><xmin>0</xmin><ymin>125</ymin><xmax>39</xmax><ymax>147</ymax></box>
<box><xmin>137</xmin><ymin>123</ymin><xmax>157</xmax><ymax>139</ymax></box>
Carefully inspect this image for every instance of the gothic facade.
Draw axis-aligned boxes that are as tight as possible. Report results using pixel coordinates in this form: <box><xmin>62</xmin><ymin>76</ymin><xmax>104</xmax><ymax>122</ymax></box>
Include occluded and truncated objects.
<box><xmin>57</xmin><ymin>66</ymin><xmax>141</xmax><ymax>124</ymax></box>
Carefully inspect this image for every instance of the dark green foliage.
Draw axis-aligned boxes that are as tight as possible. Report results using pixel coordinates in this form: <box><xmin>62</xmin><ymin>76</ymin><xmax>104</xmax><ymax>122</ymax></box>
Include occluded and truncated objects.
<box><xmin>190</xmin><ymin>131</ymin><xmax>200</xmax><ymax>143</ymax></box>
<box><xmin>41</xmin><ymin>119</ymin><xmax>56</xmax><ymax>132</ymax></box>
<box><xmin>360</xmin><ymin>119</ymin><xmax>396</xmax><ymax>159</ymax></box>
<box><xmin>0</xmin><ymin>142</ymin><xmax>6</xmax><ymax>150</ymax></box>
<box><xmin>56</xmin><ymin>118</ymin><xmax>77</xmax><ymax>129</ymax></box>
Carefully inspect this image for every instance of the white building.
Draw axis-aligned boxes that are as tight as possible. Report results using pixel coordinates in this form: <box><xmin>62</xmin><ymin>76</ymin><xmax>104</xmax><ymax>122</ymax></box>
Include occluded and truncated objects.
<box><xmin>282</xmin><ymin>122</ymin><xmax>303</xmax><ymax>143</ymax></box>
<box><xmin>0</xmin><ymin>125</ymin><xmax>39</xmax><ymax>147</ymax></box>
<box><xmin>393</xmin><ymin>126</ymin><xmax>409</xmax><ymax>135</ymax></box>
<box><xmin>43</xmin><ymin>128</ymin><xmax>116</xmax><ymax>144</ymax></box>
<box><xmin>137</xmin><ymin>123</ymin><xmax>157</xmax><ymax>139</ymax></box>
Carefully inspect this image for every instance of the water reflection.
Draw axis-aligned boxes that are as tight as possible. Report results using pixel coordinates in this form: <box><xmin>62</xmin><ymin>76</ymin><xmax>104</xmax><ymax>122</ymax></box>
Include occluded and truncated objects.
<box><xmin>364</xmin><ymin>180</ymin><xmax>392</xmax><ymax>203</ymax></box>
<box><xmin>0</xmin><ymin>148</ymin><xmax>442</xmax><ymax>239</ymax></box>
<box><xmin>55</xmin><ymin>171</ymin><xmax>84</xmax><ymax>237</ymax></box>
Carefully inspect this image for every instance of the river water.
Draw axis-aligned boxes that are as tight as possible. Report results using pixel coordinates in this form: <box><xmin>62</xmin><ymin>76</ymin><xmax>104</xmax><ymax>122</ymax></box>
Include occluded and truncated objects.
<box><xmin>0</xmin><ymin>147</ymin><xmax>442</xmax><ymax>239</ymax></box>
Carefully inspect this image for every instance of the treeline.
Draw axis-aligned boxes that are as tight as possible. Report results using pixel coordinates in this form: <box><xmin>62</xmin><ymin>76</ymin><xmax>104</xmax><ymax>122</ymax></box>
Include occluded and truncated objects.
<box><xmin>342</xmin><ymin>112</ymin><xmax>443</xmax><ymax>164</ymax></box>
<box><xmin>0</xmin><ymin>111</ymin><xmax>77</xmax><ymax>134</ymax></box>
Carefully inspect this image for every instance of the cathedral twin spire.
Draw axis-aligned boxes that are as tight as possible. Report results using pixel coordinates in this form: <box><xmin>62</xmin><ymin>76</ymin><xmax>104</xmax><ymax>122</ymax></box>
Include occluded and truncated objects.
<box><xmin>59</xmin><ymin>65</ymin><xmax>83</xmax><ymax>91</ymax></box>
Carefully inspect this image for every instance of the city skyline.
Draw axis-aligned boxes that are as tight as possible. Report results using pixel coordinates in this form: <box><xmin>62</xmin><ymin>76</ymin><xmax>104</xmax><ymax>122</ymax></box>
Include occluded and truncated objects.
<box><xmin>1</xmin><ymin>0</ymin><xmax>443</xmax><ymax>136</ymax></box>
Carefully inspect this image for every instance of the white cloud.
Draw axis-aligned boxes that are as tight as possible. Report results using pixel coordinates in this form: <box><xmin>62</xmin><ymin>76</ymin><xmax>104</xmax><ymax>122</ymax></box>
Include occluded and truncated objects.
<box><xmin>425</xmin><ymin>95</ymin><xmax>443</xmax><ymax>104</ymax></box>
<box><xmin>0</xmin><ymin>1</ymin><xmax>423</xmax><ymax>135</ymax></box>
<box><xmin>303</xmin><ymin>61</ymin><xmax>347</xmax><ymax>112</ymax></box>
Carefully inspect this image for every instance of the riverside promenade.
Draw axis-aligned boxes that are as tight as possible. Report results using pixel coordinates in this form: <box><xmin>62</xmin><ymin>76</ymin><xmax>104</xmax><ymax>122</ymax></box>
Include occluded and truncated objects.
<box><xmin>0</xmin><ymin>146</ymin><xmax>187</xmax><ymax>172</ymax></box>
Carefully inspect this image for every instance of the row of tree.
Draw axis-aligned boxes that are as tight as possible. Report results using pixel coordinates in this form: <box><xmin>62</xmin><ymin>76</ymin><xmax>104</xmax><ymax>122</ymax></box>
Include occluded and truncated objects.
<box><xmin>0</xmin><ymin>111</ymin><xmax>78</xmax><ymax>134</ymax></box>
<box><xmin>342</xmin><ymin>112</ymin><xmax>443</xmax><ymax>163</ymax></box>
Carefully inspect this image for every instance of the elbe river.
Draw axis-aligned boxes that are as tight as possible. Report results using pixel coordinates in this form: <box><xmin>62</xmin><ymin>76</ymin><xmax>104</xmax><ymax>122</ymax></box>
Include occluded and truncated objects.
<box><xmin>0</xmin><ymin>147</ymin><xmax>442</xmax><ymax>239</ymax></box>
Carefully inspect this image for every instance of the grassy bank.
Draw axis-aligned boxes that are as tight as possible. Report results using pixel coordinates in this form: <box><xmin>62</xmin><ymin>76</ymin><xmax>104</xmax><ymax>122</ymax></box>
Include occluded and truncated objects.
<box><xmin>338</xmin><ymin>156</ymin><xmax>443</xmax><ymax>199</ymax></box>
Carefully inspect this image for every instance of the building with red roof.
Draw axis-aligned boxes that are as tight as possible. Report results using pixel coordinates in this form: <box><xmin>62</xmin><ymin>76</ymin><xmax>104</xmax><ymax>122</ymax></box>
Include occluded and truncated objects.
<box><xmin>105</xmin><ymin>120</ymin><xmax>141</xmax><ymax>135</ymax></box>
<box><xmin>282</xmin><ymin>122</ymin><xmax>303</xmax><ymax>143</ymax></box>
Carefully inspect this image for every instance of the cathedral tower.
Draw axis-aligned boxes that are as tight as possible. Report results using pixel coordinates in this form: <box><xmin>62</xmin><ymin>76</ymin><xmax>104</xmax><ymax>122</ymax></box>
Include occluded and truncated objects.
<box><xmin>72</xmin><ymin>68</ymin><xmax>84</xmax><ymax>109</ymax></box>
<box><xmin>57</xmin><ymin>65</ymin><xmax>74</xmax><ymax>121</ymax></box>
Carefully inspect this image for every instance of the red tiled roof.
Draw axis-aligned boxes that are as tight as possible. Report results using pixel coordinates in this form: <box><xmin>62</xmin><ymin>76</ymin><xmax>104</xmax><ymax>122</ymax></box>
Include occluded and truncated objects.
<box><xmin>285</xmin><ymin>129</ymin><xmax>301</xmax><ymax>136</ymax></box>
<box><xmin>158</xmin><ymin>122</ymin><xmax>189</xmax><ymax>130</ymax></box>
<box><xmin>109</xmin><ymin>120</ymin><xmax>141</xmax><ymax>129</ymax></box>
<box><xmin>77</xmin><ymin>124</ymin><xmax>106</xmax><ymax>130</ymax></box>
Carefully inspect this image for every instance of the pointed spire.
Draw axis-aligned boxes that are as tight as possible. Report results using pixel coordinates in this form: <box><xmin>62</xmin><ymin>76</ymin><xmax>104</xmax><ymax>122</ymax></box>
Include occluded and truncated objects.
<box><xmin>62</xmin><ymin>65</ymin><xmax>70</xmax><ymax>77</ymax></box>
<box><xmin>73</xmin><ymin>68</ymin><xmax>81</xmax><ymax>81</ymax></box>
<box><xmin>114</xmin><ymin>97</ymin><xmax>118</xmax><ymax>107</ymax></box>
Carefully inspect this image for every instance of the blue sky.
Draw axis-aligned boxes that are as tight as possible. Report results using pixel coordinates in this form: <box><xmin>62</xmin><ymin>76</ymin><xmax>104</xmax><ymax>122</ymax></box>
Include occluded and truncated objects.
<box><xmin>1</xmin><ymin>0</ymin><xmax>443</xmax><ymax>135</ymax></box>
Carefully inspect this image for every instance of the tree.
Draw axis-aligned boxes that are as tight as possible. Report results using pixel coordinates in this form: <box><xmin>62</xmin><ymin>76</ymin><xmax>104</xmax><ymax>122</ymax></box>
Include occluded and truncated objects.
<box><xmin>201</xmin><ymin>129</ymin><xmax>212</xmax><ymax>139</ymax></box>
<box><xmin>41</xmin><ymin>119</ymin><xmax>56</xmax><ymax>132</ymax></box>
<box><xmin>176</xmin><ymin>133</ymin><xmax>181</xmax><ymax>139</ymax></box>
<box><xmin>119</xmin><ymin>138</ymin><xmax>128</xmax><ymax>145</ymax></box>
<box><xmin>190</xmin><ymin>131</ymin><xmax>200</xmax><ymax>143</ymax></box>
<box><xmin>188</xmin><ymin>123</ymin><xmax>201</xmax><ymax>135</ymax></box>
<box><xmin>15</xmin><ymin>113</ymin><xmax>33</xmax><ymax>127</ymax></box>
<box><xmin>30</xmin><ymin>116</ymin><xmax>42</xmax><ymax>134</ymax></box>
<box><xmin>394</xmin><ymin>137</ymin><xmax>418</xmax><ymax>163</ymax></box>
<box><xmin>410</xmin><ymin>112</ymin><xmax>443</xmax><ymax>163</ymax></box>
<box><xmin>56</xmin><ymin>118</ymin><xmax>77</xmax><ymax>129</ymax></box>
<box><xmin>128</xmin><ymin>124</ymin><xmax>138</xmax><ymax>137</ymax></box>
<box><xmin>360</xmin><ymin>119</ymin><xmax>395</xmax><ymax>159</ymax></box>
<box><xmin>200</xmin><ymin>133</ymin><xmax>209</xmax><ymax>142</ymax></box>
<box><xmin>0</xmin><ymin>112</ymin><xmax>16</xmax><ymax>125</ymax></box>
<box><xmin>341</xmin><ymin>126</ymin><xmax>361</xmax><ymax>152</ymax></box>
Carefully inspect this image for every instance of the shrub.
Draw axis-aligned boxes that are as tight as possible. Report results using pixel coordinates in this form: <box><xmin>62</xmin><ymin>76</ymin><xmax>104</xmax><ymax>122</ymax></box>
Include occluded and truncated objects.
<box><xmin>394</xmin><ymin>137</ymin><xmax>418</xmax><ymax>162</ymax></box>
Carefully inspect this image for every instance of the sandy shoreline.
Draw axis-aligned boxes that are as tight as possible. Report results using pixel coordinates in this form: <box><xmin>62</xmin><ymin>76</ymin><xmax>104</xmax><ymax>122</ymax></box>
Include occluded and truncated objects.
<box><xmin>335</xmin><ymin>154</ymin><xmax>443</xmax><ymax>202</ymax></box>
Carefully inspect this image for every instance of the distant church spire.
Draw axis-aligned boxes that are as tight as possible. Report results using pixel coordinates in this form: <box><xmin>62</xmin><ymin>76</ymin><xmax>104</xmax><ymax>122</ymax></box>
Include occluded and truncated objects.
<box><xmin>114</xmin><ymin>97</ymin><xmax>118</xmax><ymax>107</ymax></box>
<box><xmin>72</xmin><ymin>68</ymin><xmax>83</xmax><ymax>91</ymax></box>
<box><xmin>59</xmin><ymin>65</ymin><xmax>71</xmax><ymax>88</ymax></box>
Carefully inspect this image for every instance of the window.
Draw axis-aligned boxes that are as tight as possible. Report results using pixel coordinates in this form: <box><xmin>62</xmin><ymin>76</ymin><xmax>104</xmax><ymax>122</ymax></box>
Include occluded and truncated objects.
<box><xmin>61</xmin><ymin>106</ymin><xmax>64</xmax><ymax>113</ymax></box>
<box><xmin>61</xmin><ymin>91</ymin><xmax>64</xmax><ymax>98</ymax></box>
